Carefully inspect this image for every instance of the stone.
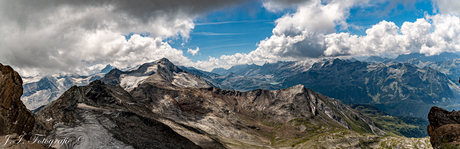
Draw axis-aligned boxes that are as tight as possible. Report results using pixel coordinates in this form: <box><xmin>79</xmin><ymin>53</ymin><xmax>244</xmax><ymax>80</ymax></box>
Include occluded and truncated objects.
<box><xmin>427</xmin><ymin>106</ymin><xmax>460</xmax><ymax>148</ymax></box>
<box><xmin>0</xmin><ymin>63</ymin><xmax>35</xmax><ymax>139</ymax></box>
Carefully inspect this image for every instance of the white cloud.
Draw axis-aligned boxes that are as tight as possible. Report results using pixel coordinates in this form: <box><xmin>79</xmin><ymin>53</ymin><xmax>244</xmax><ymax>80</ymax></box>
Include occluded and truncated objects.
<box><xmin>0</xmin><ymin>0</ymin><xmax>248</xmax><ymax>76</ymax></box>
<box><xmin>204</xmin><ymin>0</ymin><xmax>460</xmax><ymax>70</ymax></box>
<box><xmin>212</xmin><ymin>0</ymin><xmax>367</xmax><ymax>67</ymax></box>
<box><xmin>187</xmin><ymin>47</ymin><xmax>200</xmax><ymax>56</ymax></box>
<box><xmin>194</xmin><ymin>56</ymin><xmax>222</xmax><ymax>71</ymax></box>
<box><xmin>3</xmin><ymin>0</ymin><xmax>460</xmax><ymax>75</ymax></box>
<box><xmin>421</xmin><ymin>14</ymin><xmax>460</xmax><ymax>55</ymax></box>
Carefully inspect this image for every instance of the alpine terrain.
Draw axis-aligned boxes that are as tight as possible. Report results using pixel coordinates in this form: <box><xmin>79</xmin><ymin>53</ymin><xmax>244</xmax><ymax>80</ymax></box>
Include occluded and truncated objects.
<box><xmin>21</xmin><ymin>64</ymin><xmax>115</xmax><ymax>111</ymax></box>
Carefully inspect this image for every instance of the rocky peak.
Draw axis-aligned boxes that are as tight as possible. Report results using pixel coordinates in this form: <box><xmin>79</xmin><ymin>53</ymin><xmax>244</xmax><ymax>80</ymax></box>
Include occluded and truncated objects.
<box><xmin>157</xmin><ymin>57</ymin><xmax>172</xmax><ymax>64</ymax></box>
<box><xmin>427</xmin><ymin>106</ymin><xmax>460</xmax><ymax>148</ymax></box>
<box><xmin>100</xmin><ymin>64</ymin><xmax>115</xmax><ymax>74</ymax></box>
<box><xmin>156</xmin><ymin>58</ymin><xmax>182</xmax><ymax>74</ymax></box>
<box><xmin>285</xmin><ymin>84</ymin><xmax>306</xmax><ymax>94</ymax></box>
<box><xmin>102</xmin><ymin>58</ymin><xmax>211</xmax><ymax>90</ymax></box>
<box><xmin>0</xmin><ymin>63</ymin><xmax>35</xmax><ymax>138</ymax></box>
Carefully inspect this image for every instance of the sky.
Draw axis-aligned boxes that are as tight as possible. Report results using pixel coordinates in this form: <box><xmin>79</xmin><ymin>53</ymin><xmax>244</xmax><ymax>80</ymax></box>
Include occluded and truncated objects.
<box><xmin>0</xmin><ymin>0</ymin><xmax>460</xmax><ymax>77</ymax></box>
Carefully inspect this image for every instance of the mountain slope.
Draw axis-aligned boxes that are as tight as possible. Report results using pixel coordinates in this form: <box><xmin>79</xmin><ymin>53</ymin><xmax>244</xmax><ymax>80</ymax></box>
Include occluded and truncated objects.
<box><xmin>129</xmin><ymin>80</ymin><xmax>389</xmax><ymax>148</ymax></box>
<box><xmin>33</xmin><ymin>80</ymin><xmax>202</xmax><ymax>149</ymax></box>
<box><xmin>101</xmin><ymin>58</ymin><xmax>211</xmax><ymax>91</ymax></box>
<box><xmin>187</xmin><ymin>58</ymin><xmax>458</xmax><ymax>118</ymax></box>
<box><xmin>32</xmin><ymin>58</ymin><xmax>434</xmax><ymax>148</ymax></box>
<box><xmin>351</xmin><ymin>104</ymin><xmax>429</xmax><ymax>138</ymax></box>
<box><xmin>21</xmin><ymin>65</ymin><xmax>113</xmax><ymax>111</ymax></box>
<box><xmin>203</xmin><ymin>60</ymin><xmax>316</xmax><ymax>92</ymax></box>
<box><xmin>282</xmin><ymin>59</ymin><xmax>458</xmax><ymax>117</ymax></box>
<box><xmin>124</xmin><ymin>59</ymin><xmax>435</xmax><ymax>148</ymax></box>
<box><xmin>404</xmin><ymin>58</ymin><xmax>460</xmax><ymax>82</ymax></box>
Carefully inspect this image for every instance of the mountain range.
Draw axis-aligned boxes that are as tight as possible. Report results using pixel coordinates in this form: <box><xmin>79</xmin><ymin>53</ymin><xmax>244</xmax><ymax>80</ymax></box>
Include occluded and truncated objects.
<box><xmin>21</xmin><ymin>65</ymin><xmax>114</xmax><ymax>111</ymax></box>
<box><xmin>182</xmin><ymin>57</ymin><xmax>460</xmax><ymax>118</ymax></box>
<box><xmin>363</xmin><ymin>52</ymin><xmax>460</xmax><ymax>63</ymax></box>
<box><xmin>29</xmin><ymin>59</ymin><xmax>430</xmax><ymax>148</ymax></box>
<box><xmin>10</xmin><ymin>52</ymin><xmax>460</xmax><ymax>148</ymax></box>
<box><xmin>24</xmin><ymin>52</ymin><xmax>460</xmax><ymax>119</ymax></box>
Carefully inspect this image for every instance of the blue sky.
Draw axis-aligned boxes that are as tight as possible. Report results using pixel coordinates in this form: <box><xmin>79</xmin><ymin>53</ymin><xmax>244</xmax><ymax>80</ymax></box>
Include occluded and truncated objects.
<box><xmin>1</xmin><ymin>0</ymin><xmax>460</xmax><ymax>76</ymax></box>
<box><xmin>170</xmin><ymin>1</ymin><xmax>282</xmax><ymax>61</ymax></box>
<box><xmin>170</xmin><ymin>0</ymin><xmax>437</xmax><ymax>62</ymax></box>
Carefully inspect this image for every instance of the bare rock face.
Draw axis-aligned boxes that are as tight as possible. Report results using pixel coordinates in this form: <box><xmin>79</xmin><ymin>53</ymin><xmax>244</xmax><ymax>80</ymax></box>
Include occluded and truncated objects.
<box><xmin>427</xmin><ymin>106</ymin><xmax>460</xmax><ymax>148</ymax></box>
<box><xmin>0</xmin><ymin>63</ymin><xmax>35</xmax><ymax>138</ymax></box>
<box><xmin>34</xmin><ymin>80</ymin><xmax>202</xmax><ymax>149</ymax></box>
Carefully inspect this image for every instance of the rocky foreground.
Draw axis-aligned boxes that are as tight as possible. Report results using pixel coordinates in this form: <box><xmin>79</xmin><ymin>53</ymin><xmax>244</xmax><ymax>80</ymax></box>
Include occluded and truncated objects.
<box><xmin>428</xmin><ymin>106</ymin><xmax>460</xmax><ymax>148</ymax></box>
<box><xmin>0</xmin><ymin>63</ymin><xmax>45</xmax><ymax>148</ymax></box>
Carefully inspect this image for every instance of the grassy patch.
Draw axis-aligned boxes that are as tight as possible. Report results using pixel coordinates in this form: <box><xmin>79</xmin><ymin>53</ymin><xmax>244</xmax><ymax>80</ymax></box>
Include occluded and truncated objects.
<box><xmin>351</xmin><ymin>104</ymin><xmax>429</xmax><ymax>138</ymax></box>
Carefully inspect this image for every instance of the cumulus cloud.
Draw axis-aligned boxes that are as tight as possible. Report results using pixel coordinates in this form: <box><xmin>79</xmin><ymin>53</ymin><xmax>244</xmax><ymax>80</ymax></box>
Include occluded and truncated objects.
<box><xmin>194</xmin><ymin>56</ymin><xmax>222</xmax><ymax>70</ymax></box>
<box><xmin>187</xmin><ymin>47</ymin><xmax>200</xmax><ymax>56</ymax></box>
<box><xmin>209</xmin><ymin>0</ymin><xmax>460</xmax><ymax>68</ymax></box>
<box><xmin>0</xmin><ymin>0</ymin><xmax>248</xmax><ymax>76</ymax></box>
<box><xmin>213</xmin><ymin>0</ymin><xmax>367</xmax><ymax>66</ymax></box>
<box><xmin>325</xmin><ymin>15</ymin><xmax>460</xmax><ymax>57</ymax></box>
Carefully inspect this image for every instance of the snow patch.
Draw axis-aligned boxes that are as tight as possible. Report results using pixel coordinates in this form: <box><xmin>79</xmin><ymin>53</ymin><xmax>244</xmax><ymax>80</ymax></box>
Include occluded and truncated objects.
<box><xmin>71</xmin><ymin>77</ymin><xmax>86</xmax><ymax>85</ymax></box>
<box><xmin>172</xmin><ymin>72</ymin><xmax>198</xmax><ymax>88</ymax></box>
<box><xmin>144</xmin><ymin>65</ymin><xmax>158</xmax><ymax>75</ymax></box>
<box><xmin>119</xmin><ymin>74</ymin><xmax>149</xmax><ymax>90</ymax></box>
<box><xmin>21</xmin><ymin>90</ymin><xmax>53</xmax><ymax>110</ymax></box>
<box><xmin>22</xmin><ymin>76</ymin><xmax>43</xmax><ymax>84</ymax></box>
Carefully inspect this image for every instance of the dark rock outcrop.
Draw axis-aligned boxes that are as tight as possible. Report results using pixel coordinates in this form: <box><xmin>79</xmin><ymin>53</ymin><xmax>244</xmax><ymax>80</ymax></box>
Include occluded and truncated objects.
<box><xmin>427</xmin><ymin>106</ymin><xmax>460</xmax><ymax>148</ymax></box>
<box><xmin>0</xmin><ymin>63</ymin><xmax>35</xmax><ymax>138</ymax></box>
